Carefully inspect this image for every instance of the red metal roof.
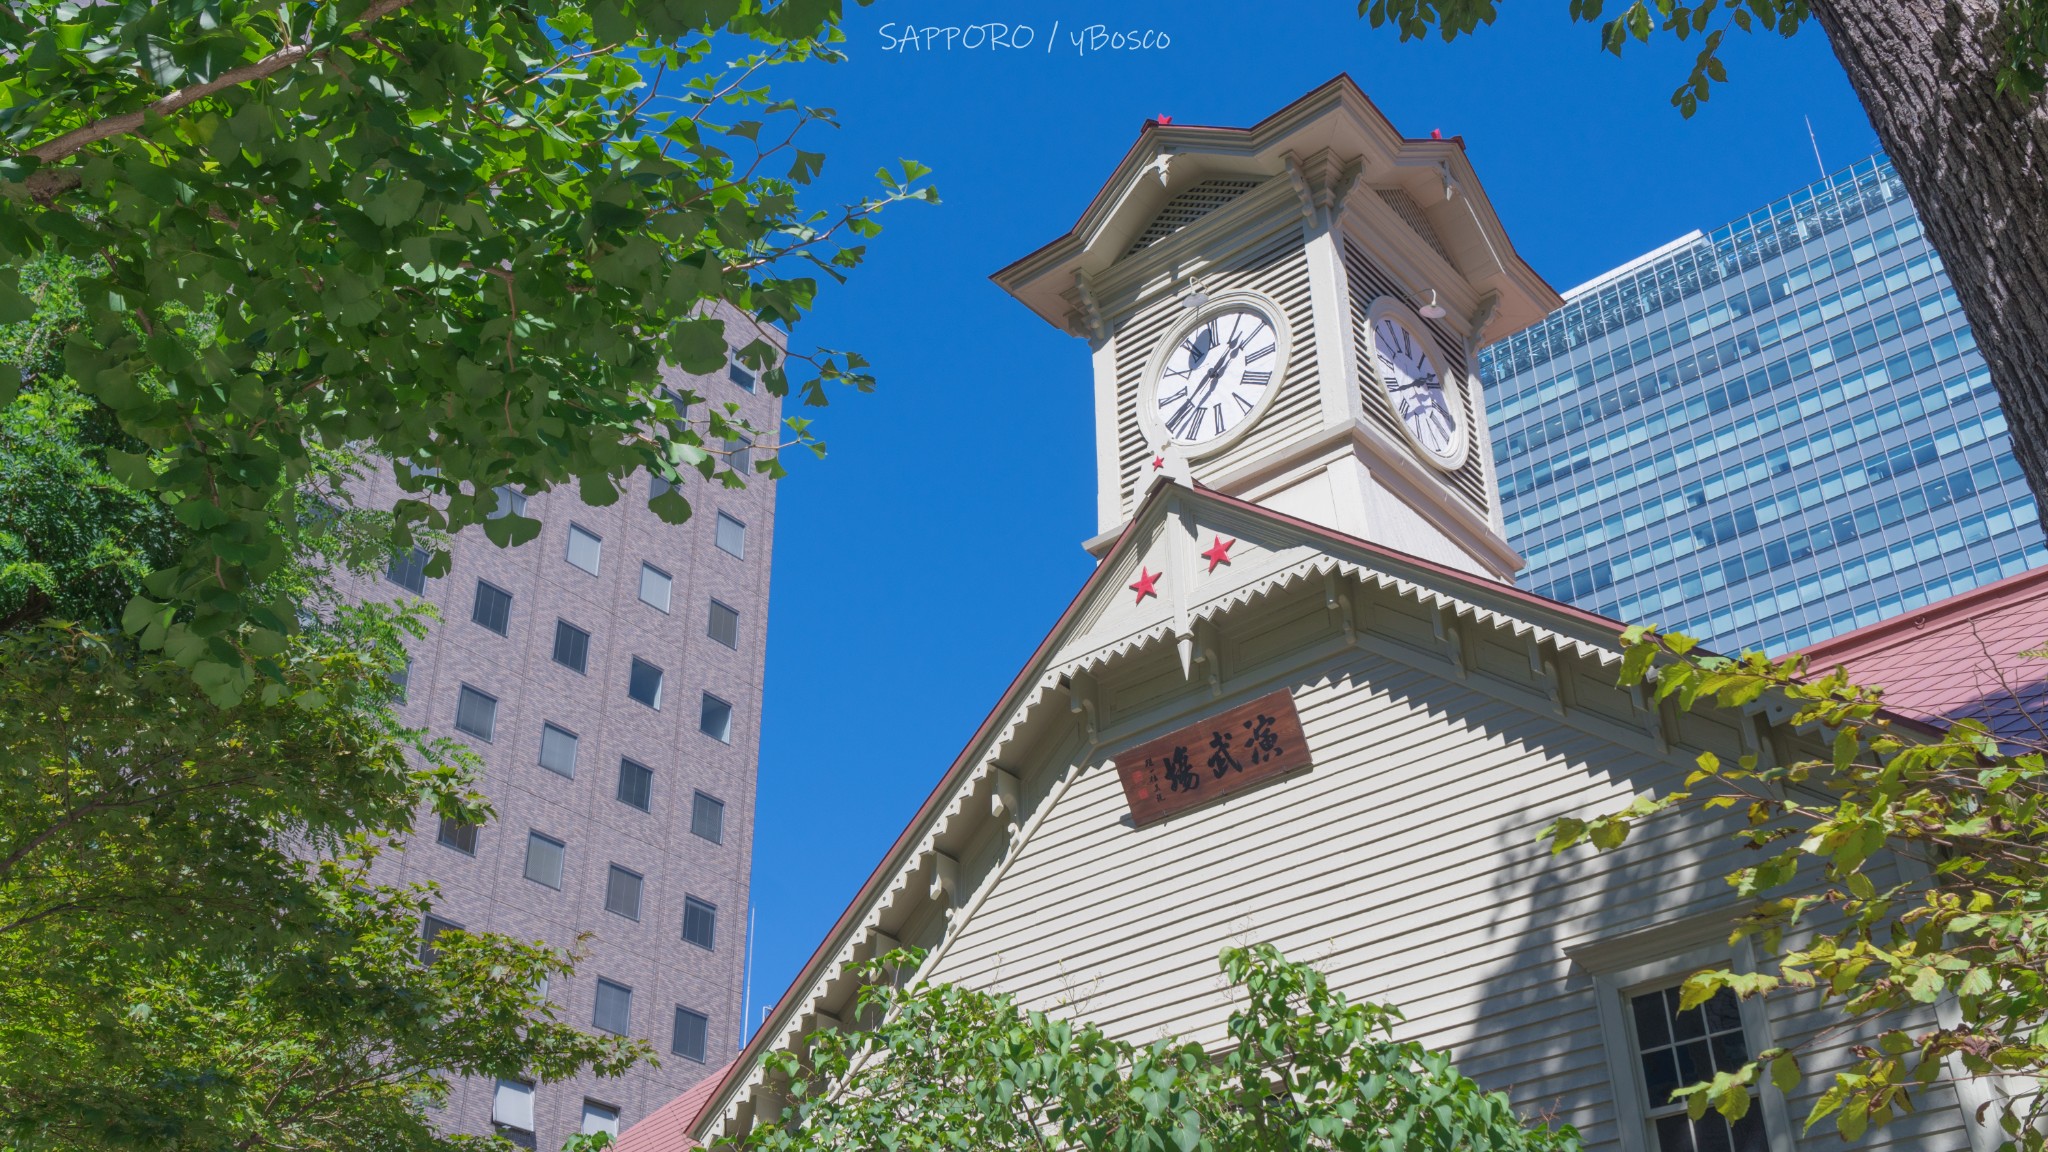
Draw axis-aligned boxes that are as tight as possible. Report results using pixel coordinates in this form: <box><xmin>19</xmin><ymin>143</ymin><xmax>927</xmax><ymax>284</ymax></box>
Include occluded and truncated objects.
<box><xmin>1798</xmin><ymin>564</ymin><xmax>2048</xmax><ymax>743</ymax></box>
<box><xmin>614</xmin><ymin>1060</ymin><xmax>735</xmax><ymax>1152</ymax></box>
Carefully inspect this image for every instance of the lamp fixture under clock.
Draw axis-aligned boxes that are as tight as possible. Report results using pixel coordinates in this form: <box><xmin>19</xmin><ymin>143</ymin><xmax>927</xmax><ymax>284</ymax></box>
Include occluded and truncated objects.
<box><xmin>1415</xmin><ymin>289</ymin><xmax>1448</xmax><ymax>320</ymax></box>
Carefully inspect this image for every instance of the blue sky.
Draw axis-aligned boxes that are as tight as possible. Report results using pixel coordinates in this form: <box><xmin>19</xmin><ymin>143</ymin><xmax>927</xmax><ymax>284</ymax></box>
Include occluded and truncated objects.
<box><xmin>696</xmin><ymin>1</ymin><xmax>1878</xmax><ymax>1045</ymax></box>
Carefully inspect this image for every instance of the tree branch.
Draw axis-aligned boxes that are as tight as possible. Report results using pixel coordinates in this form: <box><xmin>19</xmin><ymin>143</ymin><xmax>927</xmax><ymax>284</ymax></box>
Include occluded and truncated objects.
<box><xmin>14</xmin><ymin>0</ymin><xmax>421</xmax><ymax>202</ymax></box>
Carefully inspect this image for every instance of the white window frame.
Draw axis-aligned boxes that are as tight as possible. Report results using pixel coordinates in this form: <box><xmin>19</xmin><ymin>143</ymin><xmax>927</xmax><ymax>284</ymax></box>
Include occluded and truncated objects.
<box><xmin>1577</xmin><ymin>923</ymin><xmax>1793</xmax><ymax>1152</ymax></box>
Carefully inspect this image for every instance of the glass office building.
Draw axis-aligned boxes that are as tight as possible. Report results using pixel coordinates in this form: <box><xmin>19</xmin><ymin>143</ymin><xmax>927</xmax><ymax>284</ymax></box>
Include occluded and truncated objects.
<box><xmin>1479</xmin><ymin>154</ymin><xmax>2046</xmax><ymax>655</ymax></box>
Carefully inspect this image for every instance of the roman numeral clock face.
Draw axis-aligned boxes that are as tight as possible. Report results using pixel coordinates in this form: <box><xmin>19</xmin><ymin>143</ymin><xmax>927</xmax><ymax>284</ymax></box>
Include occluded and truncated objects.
<box><xmin>1152</xmin><ymin>307</ymin><xmax>1278</xmax><ymax>446</ymax></box>
<box><xmin>1372</xmin><ymin>316</ymin><xmax>1462</xmax><ymax>465</ymax></box>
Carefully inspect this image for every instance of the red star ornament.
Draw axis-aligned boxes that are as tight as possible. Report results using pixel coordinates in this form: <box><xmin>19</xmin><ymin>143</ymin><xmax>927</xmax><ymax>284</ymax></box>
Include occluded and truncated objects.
<box><xmin>1201</xmin><ymin>535</ymin><xmax>1236</xmax><ymax>572</ymax></box>
<box><xmin>1130</xmin><ymin>566</ymin><xmax>1161</xmax><ymax>603</ymax></box>
<box><xmin>1151</xmin><ymin>454</ymin><xmax>1165</xmax><ymax>470</ymax></box>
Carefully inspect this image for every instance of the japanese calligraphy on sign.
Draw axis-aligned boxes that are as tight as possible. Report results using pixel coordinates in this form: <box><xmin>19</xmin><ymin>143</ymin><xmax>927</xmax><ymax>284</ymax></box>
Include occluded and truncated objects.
<box><xmin>1113</xmin><ymin>689</ymin><xmax>1311</xmax><ymax>828</ymax></box>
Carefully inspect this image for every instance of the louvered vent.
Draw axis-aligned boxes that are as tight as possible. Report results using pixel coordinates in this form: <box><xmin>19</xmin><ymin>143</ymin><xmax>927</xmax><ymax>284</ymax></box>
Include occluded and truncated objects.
<box><xmin>1125</xmin><ymin>179</ymin><xmax>1262</xmax><ymax>255</ymax></box>
<box><xmin>1376</xmin><ymin>188</ymin><xmax>1452</xmax><ymax>263</ymax></box>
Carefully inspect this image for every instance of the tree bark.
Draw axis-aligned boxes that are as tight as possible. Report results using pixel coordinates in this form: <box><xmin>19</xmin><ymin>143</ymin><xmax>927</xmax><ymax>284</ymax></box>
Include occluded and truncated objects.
<box><xmin>1805</xmin><ymin>0</ymin><xmax>2048</xmax><ymax>525</ymax></box>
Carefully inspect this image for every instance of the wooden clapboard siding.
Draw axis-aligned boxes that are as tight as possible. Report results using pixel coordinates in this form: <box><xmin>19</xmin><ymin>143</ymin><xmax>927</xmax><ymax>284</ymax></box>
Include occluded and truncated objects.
<box><xmin>926</xmin><ymin>642</ymin><xmax>1969</xmax><ymax>1151</ymax></box>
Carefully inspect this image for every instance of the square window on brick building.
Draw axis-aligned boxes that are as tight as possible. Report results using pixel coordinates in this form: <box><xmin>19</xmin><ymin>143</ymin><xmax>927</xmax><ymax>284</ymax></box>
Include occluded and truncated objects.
<box><xmin>672</xmin><ymin>1006</ymin><xmax>709</xmax><ymax>1062</ymax></box>
<box><xmin>539</xmin><ymin>723</ymin><xmax>579</xmax><ymax>778</ymax></box>
<box><xmin>493</xmin><ymin>1079</ymin><xmax>534</xmax><ymax>1132</ymax></box>
<box><xmin>700</xmin><ymin>693</ymin><xmax>732</xmax><ymax>742</ymax></box>
<box><xmin>489</xmin><ymin>486</ymin><xmax>527</xmax><ymax>519</ymax></box>
<box><xmin>728</xmin><ymin>355</ymin><xmax>756</xmax><ymax>393</ymax></box>
<box><xmin>707</xmin><ymin>599</ymin><xmax>739</xmax><ymax>648</ymax></box>
<box><xmin>639</xmin><ymin>563</ymin><xmax>672</xmax><ymax>612</ymax></box>
<box><xmin>420</xmin><ymin>914</ymin><xmax>461</xmax><ymax>964</ymax></box>
<box><xmin>617</xmin><ymin>758</ymin><xmax>653</xmax><ymax>812</ymax></box>
<box><xmin>566</xmin><ymin>524</ymin><xmax>602</xmax><ymax>575</ymax></box>
<box><xmin>386</xmin><ymin>547</ymin><xmax>429</xmax><ymax>594</ymax></box>
<box><xmin>594</xmin><ymin>978</ymin><xmax>633</xmax><ymax>1035</ymax></box>
<box><xmin>715</xmin><ymin>512</ymin><xmax>746</xmax><ymax>558</ymax></box>
<box><xmin>553</xmin><ymin>620</ymin><xmax>590</xmax><ymax>674</ymax></box>
<box><xmin>471</xmin><ymin>580</ymin><xmax>512</xmax><ymax>635</ymax></box>
<box><xmin>691</xmin><ymin>791</ymin><xmax>724</xmax><ymax>845</ymax></box>
<box><xmin>581</xmin><ymin>1101</ymin><xmax>620</xmax><ymax>1138</ymax></box>
<box><xmin>436</xmin><ymin>817</ymin><xmax>477</xmax><ymax>855</ymax></box>
<box><xmin>629</xmin><ymin>658</ymin><xmax>664</xmax><ymax>709</ymax></box>
<box><xmin>455</xmin><ymin>686</ymin><xmax>498</xmax><ymax>741</ymax></box>
<box><xmin>682</xmin><ymin>896</ymin><xmax>716</xmax><ymax>950</ymax></box>
<box><xmin>605</xmin><ymin>865</ymin><xmax>643</xmax><ymax>920</ymax></box>
<box><xmin>524</xmin><ymin>832</ymin><xmax>565</xmax><ymax>889</ymax></box>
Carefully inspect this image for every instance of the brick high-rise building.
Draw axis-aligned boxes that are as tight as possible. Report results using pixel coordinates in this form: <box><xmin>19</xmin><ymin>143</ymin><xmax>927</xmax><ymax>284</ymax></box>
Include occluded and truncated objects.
<box><xmin>365</xmin><ymin>308</ymin><xmax>779</xmax><ymax>1147</ymax></box>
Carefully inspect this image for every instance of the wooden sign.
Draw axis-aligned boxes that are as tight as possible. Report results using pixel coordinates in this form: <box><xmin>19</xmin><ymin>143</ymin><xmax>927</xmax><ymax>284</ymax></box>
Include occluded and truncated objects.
<box><xmin>1114</xmin><ymin>689</ymin><xmax>1311</xmax><ymax>828</ymax></box>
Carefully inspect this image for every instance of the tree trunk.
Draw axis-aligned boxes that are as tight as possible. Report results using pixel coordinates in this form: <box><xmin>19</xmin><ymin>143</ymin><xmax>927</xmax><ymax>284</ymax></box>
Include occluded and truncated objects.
<box><xmin>1806</xmin><ymin>0</ymin><xmax>2048</xmax><ymax>524</ymax></box>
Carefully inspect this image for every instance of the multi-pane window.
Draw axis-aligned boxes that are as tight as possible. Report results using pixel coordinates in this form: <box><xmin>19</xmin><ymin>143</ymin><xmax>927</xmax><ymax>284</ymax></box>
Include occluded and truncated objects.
<box><xmin>581</xmin><ymin>1101</ymin><xmax>620</xmax><ymax>1138</ymax></box>
<box><xmin>605</xmin><ymin>865</ymin><xmax>643</xmax><ymax>920</ymax></box>
<box><xmin>616</xmin><ymin>758</ymin><xmax>653</xmax><ymax>812</ymax></box>
<box><xmin>493</xmin><ymin>1079</ymin><xmax>535</xmax><ymax>1132</ymax></box>
<box><xmin>471</xmin><ymin>580</ymin><xmax>512</xmax><ymax>635</ymax></box>
<box><xmin>700</xmin><ymin>693</ymin><xmax>732</xmax><ymax>742</ymax></box>
<box><xmin>715</xmin><ymin>512</ymin><xmax>746</xmax><ymax>558</ymax></box>
<box><xmin>1629</xmin><ymin>984</ymin><xmax>1768</xmax><ymax>1152</ymax></box>
<box><xmin>593</xmin><ymin>978</ymin><xmax>633</xmax><ymax>1035</ymax></box>
<box><xmin>539</xmin><ymin>723</ymin><xmax>579</xmax><ymax>778</ymax></box>
<box><xmin>390</xmin><ymin>657</ymin><xmax>411</xmax><ymax>702</ymax></box>
<box><xmin>455</xmin><ymin>685</ymin><xmax>498</xmax><ymax>741</ymax></box>
<box><xmin>691</xmin><ymin>791</ymin><xmax>725</xmax><ymax>845</ymax></box>
<box><xmin>523</xmin><ymin>831</ymin><xmax>565</xmax><ymax>889</ymax></box>
<box><xmin>672</xmin><ymin>1006</ymin><xmax>710</xmax><ymax>1062</ymax></box>
<box><xmin>490</xmin><ymin>486</ymin><xmax>527</xmax><ymax>519</ymax></box>
<box><xmin>628</xmin><ymin>658</ymin><xmax>664</xmax><ymax>709</ymax></box>
<box><xmin>682</xmin><ymin>896</ymin><xmax>716</xmax><ymax>950</ymax></box>
<box><xmin>420</xmin><ymin>914</ymin><xmax>461</xmax><ymax>964</ymax></box>
<box><xmin>728</xmin><ymin>355</ymin><xmax>756</xmax><ymax>392</ymax></box>
<box><xmin>553</xmin><ymin>620</ymin><xmax>590</xmax><ymax>674</ymax></box>
<box><xmin>707</xmin><ymin>599</ymin><xmax>740</xmax><ymax>648</ymax></box>
<box><xmin>725</xmin><ymin>435</ymin><xmax>751</xmax><ymax>474</ymax></box>
<box><xmin>436</xmin><ymin>816</ymin><xmax>478</xmax><ymax>855</ymax></box>
<box><xmin>386</xmin><ymin>547</ymin><xmax>429</xmax><ymax>594</ymax></box>
<box><xmin>566</xmin><ymin>524</ymin><xmax>602</xmax><ymax>575</ymax></box>
<box><xmin>639</xmin><ymin>563</ymin><xmax>672</xmax><ymax>612</ymax></box>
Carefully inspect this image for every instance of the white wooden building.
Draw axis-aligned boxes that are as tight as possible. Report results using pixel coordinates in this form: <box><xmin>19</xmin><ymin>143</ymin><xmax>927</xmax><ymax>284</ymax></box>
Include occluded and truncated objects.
<box><xmin>627</xmin><ymin>76</ymin><xmax>1996</xmax><ymax>1152</ymax></box>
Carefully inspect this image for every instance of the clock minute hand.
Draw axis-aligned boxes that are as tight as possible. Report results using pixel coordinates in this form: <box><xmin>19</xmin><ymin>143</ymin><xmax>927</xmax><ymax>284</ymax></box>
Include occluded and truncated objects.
<box><xmin>1170</xmin><ymin>346</ymin><xmax>1236</xmax><ymax>435</ymax></box>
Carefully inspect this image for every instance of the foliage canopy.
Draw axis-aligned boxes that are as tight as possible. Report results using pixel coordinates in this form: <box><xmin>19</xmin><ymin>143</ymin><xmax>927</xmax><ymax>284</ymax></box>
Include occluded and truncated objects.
<box><xmin>1547</xmin><ymin>626</ymin><xmax>2048</xmax><ymax>1147</ymax></box>
<box><xmin>728</xmin><ymin>945</ymin><xmax>1582</xmax><ymax>1152</ymax></box>
<box><xmin>0</xmin><ymin>0</ymin><xmax>932</xmax><ymax>701</ymax></box>
<box><xmin>1358</xmin><ymin>0</ymin><xmax>2048</xmax><ymax>111</ymax></box>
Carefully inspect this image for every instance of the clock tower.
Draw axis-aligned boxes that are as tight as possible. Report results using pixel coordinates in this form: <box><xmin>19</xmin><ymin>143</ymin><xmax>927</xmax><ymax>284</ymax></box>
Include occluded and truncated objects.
<box><xmin>992</xmin><ymin>76</ymin><xmax>1561</xmax><ymax>582</ymax></box>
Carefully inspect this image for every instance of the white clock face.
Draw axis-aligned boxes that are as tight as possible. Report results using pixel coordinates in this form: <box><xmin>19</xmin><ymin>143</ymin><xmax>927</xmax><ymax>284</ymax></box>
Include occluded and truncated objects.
<box><xmin>1153</xmin><ymin>307</ymin><xmax>1279</xmax><ymax>445</ymax></box>
<box><xmin>1372</xmin><ymin>316</ymin><xmax>1460</xmax><ymax>463</ymax></box>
